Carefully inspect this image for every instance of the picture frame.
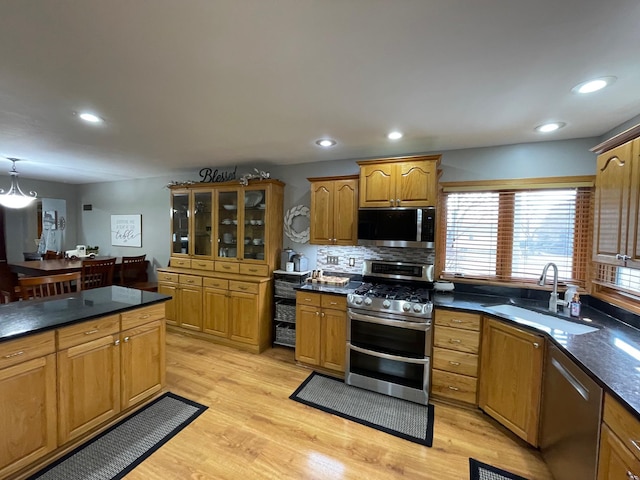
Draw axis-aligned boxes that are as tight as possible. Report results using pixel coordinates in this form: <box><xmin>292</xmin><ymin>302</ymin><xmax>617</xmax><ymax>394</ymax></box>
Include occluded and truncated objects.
<box><xmin>111</xmin><ymin>214</ymin><xmax>142</xmax><ymax>247</ymax></box>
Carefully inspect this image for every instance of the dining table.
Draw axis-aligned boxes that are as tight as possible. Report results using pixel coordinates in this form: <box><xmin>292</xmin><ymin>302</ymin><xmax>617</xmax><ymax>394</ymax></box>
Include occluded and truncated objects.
<box><xmin>8</xmin><ymin>257</ymin><xmax>148</xmax><ymax>278</ymax></box>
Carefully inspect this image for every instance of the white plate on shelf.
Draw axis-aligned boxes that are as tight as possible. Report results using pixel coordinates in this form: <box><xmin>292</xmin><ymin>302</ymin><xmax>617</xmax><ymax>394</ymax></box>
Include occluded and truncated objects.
<box><xmin>223</xmin><ymin>204</ymin><xmax>237</xmax><ymax>210</ymax></box>
<box><xmin>257</xmin><ymin>203</ymin><xmax>266</xmax><ymax>210</ymax></box>
<box><xmin>244</xmin><ymin>191</ymin><xmax>264</xmax><ymax>208</ymax></box>
<box><xmin>222</xmin><ymin>218</ymin><xmax>232</xmax><ymax>225</ymax></box>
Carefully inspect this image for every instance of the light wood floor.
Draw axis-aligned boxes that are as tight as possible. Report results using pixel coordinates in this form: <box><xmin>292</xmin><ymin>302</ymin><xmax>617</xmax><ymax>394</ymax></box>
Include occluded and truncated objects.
<box><xmin>125</xmin><ymin>332</ymin><xmax>553</xmax><ymax>479</ymax></box>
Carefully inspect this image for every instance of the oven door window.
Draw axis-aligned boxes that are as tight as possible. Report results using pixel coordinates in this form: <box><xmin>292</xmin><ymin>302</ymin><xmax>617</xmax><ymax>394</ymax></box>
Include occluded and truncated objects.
<box><xmin>350</xmin><ymin>319</ymin><xmax>426</xmax><ymax>358</ymax></box>
<box><xmin>349</xmin><ymin>349</ymin><xmax>426</xmax><ymax>390</ymax></box>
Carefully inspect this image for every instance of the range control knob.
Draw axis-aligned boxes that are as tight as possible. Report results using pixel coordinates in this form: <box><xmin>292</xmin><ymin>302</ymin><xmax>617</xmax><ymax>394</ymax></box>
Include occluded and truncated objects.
<box><xmin>413</xmin><ymin>304</ymin><xmax>424</xmax><ymax>313</ymax></box>
<box><xmin>402</xmin><ymin>303</ymin><xmax>412</xmax><ymax>312</ymax></box>
<box><xmin>382</xmin><ymin>299</ymin><xmax>391</xmax><ymax>309</ymax></box>
<box><xmin>364</xmin><ymin>297</ymin><xmax>373</xmax><ymax>306</ymax></box>
<box><xmin>353</xmin><ymin>296</ymin><xmax>363</xmax><ymax>305</ymax></box>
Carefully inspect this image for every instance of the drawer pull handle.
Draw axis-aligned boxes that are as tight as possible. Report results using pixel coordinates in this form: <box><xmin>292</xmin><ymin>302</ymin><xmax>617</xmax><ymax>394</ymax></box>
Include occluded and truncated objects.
<box><xmin>449</xmin><ymin>339</ymin><xmax>461</xmax><ymax>344</ymax></box>
<box><xmin>451</xmin><ymin>319</ymin><xmax>463</xmax><ymax>323</ymax></box>
<box><xmin>449</xmin><ymin>361</ymin><xmax>461</xmax><ymax>366</ymax></box>
<box><xmin>141</xmin><ymin>314</ymin><xmax>149</xmax><ymax>319</ymax></box>
<box><xmin>626</xmin><ymin>472</ymin><xmax>640</xmax><ymax>480</ymax></box>
<box><xmin>239</xmin><ymin>286</ymin><xmax>248</xmax><ymax>290</ymax></box>
<box><xmin>3</xmin><ymin>350</ymin><xmax>24</xmax><ymax>359</ymax></box>
<box><xmin>448</xmin><ymin>386</ymin><xmax>459</xmax><ymax>391</ymax></box>
<box><xmin>186</xmin><ymin>280</ymin><xmax>194</xmax><ymax>283</ymax></box>
<box><xmin>304</xmin><ymin>298</ymin><xmax>312</xmax><ymax>301</ymax></box>
<box><xmin>329</xmin><ymin>302</ymin><xmax>337</xmax><ymax>305</ymax></box>
<box><xmin>84</xmin><ymin>329</ymin><xmax>99</xmax><ymax>335</ymax></box>
<box><xmin>223</xmin><ymin>265</ymin><xmax>230</xmax><ymax>269</ymax></box>
<box><xmin>249</xmin><ymin>268</ymin><xmax>257</xmax><ymax>272</ymax></box>
<box><xmin>631</xmin><ymin>440</ymin><xmax>640</xmax><ymax>453</ymax></box>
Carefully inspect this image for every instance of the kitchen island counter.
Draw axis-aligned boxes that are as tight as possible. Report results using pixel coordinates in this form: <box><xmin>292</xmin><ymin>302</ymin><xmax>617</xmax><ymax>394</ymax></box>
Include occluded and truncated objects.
<box><xmin>0</xmin><ymin>286</ymin><xmax>170</xmax><ymax>343</ymax></box>
<box><xmin>434</xmin><ymin>292</ymin><xmax>640</xmax><ymax>421</ymax></box>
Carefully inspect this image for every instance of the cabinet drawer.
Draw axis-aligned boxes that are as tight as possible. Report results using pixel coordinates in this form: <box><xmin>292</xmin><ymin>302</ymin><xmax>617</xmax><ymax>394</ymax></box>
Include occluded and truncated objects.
<box><xmin>432</xmin><ymin>347</ymin><xmax>478</xmax><ymax>377</ymax></box>
<box><xmin>321</xmin><ymin>295</ymin><xmax>346</xmax><ymax>310</ymax></box>
<box><xmin>0</xmin><ymin>331</ymin><xmax>56</xmax><ymax>369</ymax></box>
<box><xmin>57</xmin><ymin>315</ymin><xmax>120</xmax><ymax>350</ymax></box>
<box><xmin>434</xmin><ymin>326</ymin><xmax>480</xmax><ymax>354</ymax></box>
<box><xmin>296</xmin><ymin>291</ymin><xmax>321</xmax><ymax>307</ymax></box>
<box><xmin>170</xmin><ymin>257</ymin><xmax>192</xmax><ymax>268</ymax></box>
<box><xmin>431</xmin><ymin>369</ymin><xmax>478</xmax><ymax>404</ymax></box>
<box><xmin>215</xmin><ymin>261</ymin><xmax>240</xmax><ymax>274</ymax></box>
<box><xmin>179</xmin><ymin>274</ymin><xmax>202</xmax><ymax>286</ymax></box>
<box><xmin>604</xmin><ymin>393</ymin><xmax>640</xmax><ymax>462</ymax></box>
<box><xmin>203</xmin><ymin>277</ymin><xmax>229</xmax><ymax>289</ymax></box>
<box><xmin>121</xmin><ymin>304</ymin><xmax>165</xmax><ymax>330</ymax></box>
<box><xmin>157</xmin><ymin>272</ymin><xmax>179</xmax><ymax>283</ymax></box>
<box><xmin>191</xmin><ymin>260</ymin><xmax>214</xmax><ymax>271</ymax></box>
<box><xmin>239</xmin><ymin>263</ymin><xmax>269</xmax><ymax>277</ymax></box>
<box><xmin>435</xmin><ymin>309</ymin><xmax>481</xmax><ymax>331</ymax></box>
<box><xmin>229</xmin><ymin>281</ymin><xmax>258</xmax><ymax>294</ymax></box>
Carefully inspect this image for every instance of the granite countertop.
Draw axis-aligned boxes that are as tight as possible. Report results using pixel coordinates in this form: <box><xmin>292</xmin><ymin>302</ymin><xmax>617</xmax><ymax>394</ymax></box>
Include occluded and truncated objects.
<box><xmin>296</xmin><ymin>281</ymin><xmax>361</xmax><ymax>296</ymax></box>
<box><xmin>0</xmin><ymin>286</ymin><xmax>171</xmax><ymax>343</ymax></box>
<box><xmin>435</xmin><ymin>292</ymin><xmax>640</xmax><ymax>420</ymax></box>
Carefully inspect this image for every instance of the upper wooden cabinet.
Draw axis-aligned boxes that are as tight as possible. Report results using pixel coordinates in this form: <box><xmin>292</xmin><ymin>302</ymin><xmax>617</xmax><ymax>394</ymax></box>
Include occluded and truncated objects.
<box><xmin>357</xmin><ymin>155</ymin><xmax>441</xmax><ymax>208</ymax></box>
<box><xmin>308</xmin><ymin>175</ymin><xmax>359</xmax><ymax>245</ymax></box>
<box><xmin>169</xmin><ymin>179</ymin><xmax>284</xmax><ymax>274</ymax></box>
<box><xmin>478</xmin><ymin>317</ymin><xmax>545</xmax><ymax>447</ymax></box>
<box><xmin>592</xmin><ymin>134</ymin><xmax>640</xmax><ymax>267</ymax></box>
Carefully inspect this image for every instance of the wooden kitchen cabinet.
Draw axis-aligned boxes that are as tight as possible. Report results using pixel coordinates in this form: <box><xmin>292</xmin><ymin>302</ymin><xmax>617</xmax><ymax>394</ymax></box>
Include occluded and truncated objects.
<box><xmin>357</xmin><ymin>155</ymin><xmax>440</xmax><ymax>208</ymax></box>
<box><xmin>0</xmin><ymin>332</ymin><xmax>57</xmax><ymax>479</ymax></box>
<box><xmin>431</xmin><ymin>309</ymin><xmax>481</xmax><ymax>405</ymax></box>
<box><xmin>57</xmin><ymin>316</ymin><xmax>122</xmax><ymax>445</ymax></box>
<box><xmin>157</xmin><ymin>273</ymin><xmax>202</xmax><ymax>330</ymax></box>
<box><xmin>157</xmin><ymin>271</ymin><xmax>179</xmax><ymax>325</ymax></box>
<box><xmin>479</xmin><ymin>317</ymin><xmax>545</xmax><ymax>447</ymax></box>
<box><xmin>295</xmin><ymin>292</ymin><xmax>347</xmax><ymax>373</ymax></box>
<box><xmin>598</xmin><ymin>393</ymin><xmax>640</xmax><ymax>479</ymax></box>
<box><xmin>593</xmin><ymin>138</ymin><xmax>640</xmax><ymax>267</ymax></box>
<box><xmin>308</xmin><ymin>175</ymin><xmax>359</xmax><ymax>245</ymax></box>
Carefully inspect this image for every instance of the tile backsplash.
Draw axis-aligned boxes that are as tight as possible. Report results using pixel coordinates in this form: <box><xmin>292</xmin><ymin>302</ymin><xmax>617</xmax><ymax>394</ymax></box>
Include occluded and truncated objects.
<box><xmin>315</xmin><ymin>246</ymin><xmax>435</xmax><ymax>275</ymax></box>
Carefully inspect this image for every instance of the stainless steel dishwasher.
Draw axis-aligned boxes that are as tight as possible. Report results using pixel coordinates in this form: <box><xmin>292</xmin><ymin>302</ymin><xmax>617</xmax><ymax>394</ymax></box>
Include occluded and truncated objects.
<box><xmin>540</xmin><ymin>344</ymin><xmax>603</xmax><ymax>480</ymax></box>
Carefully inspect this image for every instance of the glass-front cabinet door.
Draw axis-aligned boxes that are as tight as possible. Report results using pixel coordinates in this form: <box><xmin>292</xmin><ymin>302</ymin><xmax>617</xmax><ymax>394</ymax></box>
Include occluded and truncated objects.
<box><xmin>171</xmin><ymin>190</ymin><xmax>190</xmax><ymax>256</ymax></box>
<box><xmin>217</xmin><ymin>190</ymin><xmax>239</xmax><ymax>259</ymax></box>
<box><xmin>193</xmin><ymin>191</ymin><xmax>213</xmax><ymax>258</ymax></box>
<box><xmin>243</xmin><ymin>188</ymin><xmax>267</xmax><ymax>262</ymax></box>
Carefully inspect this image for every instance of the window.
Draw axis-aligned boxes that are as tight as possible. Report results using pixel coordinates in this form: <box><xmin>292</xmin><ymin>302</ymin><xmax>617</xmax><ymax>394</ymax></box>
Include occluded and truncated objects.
<box><xmin>440</xmin><ymin>179</ymin><xmax>593</xmax><ymax>288</ymax></box>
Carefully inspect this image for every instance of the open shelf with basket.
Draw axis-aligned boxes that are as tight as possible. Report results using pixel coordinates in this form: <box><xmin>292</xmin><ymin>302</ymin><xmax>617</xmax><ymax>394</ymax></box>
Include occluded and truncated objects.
<box><xmin>273</xmin><ymin>269</ymin><xmax>309</xmax><ymax>348</ymax></box>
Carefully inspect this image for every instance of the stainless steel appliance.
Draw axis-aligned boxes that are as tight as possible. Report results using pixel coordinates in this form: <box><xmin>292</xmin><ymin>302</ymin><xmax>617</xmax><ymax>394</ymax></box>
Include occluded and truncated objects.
<box><xmin>540</xmin><ymin>343</ymin><xmax>603</xmax><ymax>480</ymax></box>
<box><xmin>346</xmin><ymin>260</ymin><xmax>434</xmax><ymax>405</ymax></box>
<box><xmin>357</xmin><ymin>207</ymin><xmax>435</xmax><ymax>248</ymax></box>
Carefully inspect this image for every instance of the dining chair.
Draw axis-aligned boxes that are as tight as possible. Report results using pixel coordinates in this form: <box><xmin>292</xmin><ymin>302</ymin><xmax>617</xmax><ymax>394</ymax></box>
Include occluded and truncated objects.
<box><xmin>0</xmin><ymin>263</ymin><xmax>20</xmax><ymax>303</ymax></box>
<box><xmin>81</xmin><ymin>257</ymin><xmax>116</xmax><ymax>290</ymax></box>
<box><xmin>119</xmin><ymin>255</ymin><xmax>158</xmax><ymax>291</ymax></box>
<box><xmin>19</xmin><ymin>272</ymin><xmax>81</xmax><ymax>300</ymax></box>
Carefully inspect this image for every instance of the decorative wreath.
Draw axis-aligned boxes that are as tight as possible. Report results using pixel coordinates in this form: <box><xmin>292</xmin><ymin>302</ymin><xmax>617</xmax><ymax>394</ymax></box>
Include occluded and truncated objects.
<box><xmin>284</xmin><ymin>205</ymin><xmax>310</xmax><ymax>243</ymax></box>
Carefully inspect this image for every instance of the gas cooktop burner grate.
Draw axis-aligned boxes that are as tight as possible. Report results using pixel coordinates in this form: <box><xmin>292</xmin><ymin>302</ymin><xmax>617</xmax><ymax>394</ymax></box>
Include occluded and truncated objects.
<box><xmin>353</xmin><ymin>283</ymin><xmax>432</xmax><ymax>303</ymax></box>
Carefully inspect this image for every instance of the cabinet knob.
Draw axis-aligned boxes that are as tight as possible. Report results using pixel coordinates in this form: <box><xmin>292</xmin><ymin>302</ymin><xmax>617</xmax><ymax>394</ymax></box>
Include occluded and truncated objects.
<box><xmin>626</xmin><ymin>472</ymin><xmax>640</xmax><ymax>480</ymax></box>
<box><xmin>390</xmin><ymin>199</ymin><xmax>395</xmax><ymax>206</ymax></box>
<box><xmin>114</xmin><ymin>340</ymin><xmax>120</xmax><ymax>346</ymax></box>
<box><xmin>533</xmin><ymin>342</ymin><xmax>540</xmax><ymax>348</ymax></box>
<box><xmin>315</xmin><ymin>311</ymin><xmax>320</xmax><ymax>316</ymax></box>
<box><xmin>124</xmin><ymin>336</ymin><xmax>130</xmax><ymax>343</ymax></box>
<box><xmin>396</xmin><ymin>198</ymin><xmax>400</xmax><ymax>205</ymax></box>
<box><xmin>321</xmin><ymin>312</ymin><xmax>325</xmax><ymax>317</ymax></box>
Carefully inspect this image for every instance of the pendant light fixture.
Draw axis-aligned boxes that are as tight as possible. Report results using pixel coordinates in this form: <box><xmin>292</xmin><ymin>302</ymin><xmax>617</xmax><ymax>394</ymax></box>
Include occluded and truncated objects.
<box><xmin>0</xmin><ymin>158</ymin><xmax>37</xmax><ymax>209</ymax></box>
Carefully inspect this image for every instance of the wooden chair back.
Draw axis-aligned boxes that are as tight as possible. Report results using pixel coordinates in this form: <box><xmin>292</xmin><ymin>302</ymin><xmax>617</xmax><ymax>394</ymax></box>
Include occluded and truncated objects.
<box><xmin>81</xmin><ymin>257</ymin><xmax>116</xmax><ymax>290</ymax></box>
<box><xmin>19</xmin><ymin>272</ymin><xmax>81</xmax><ymax>300</ymax></box>
<box><xmin>43</xmin><ymin>250</ymin><xmax>63</xmax><ymax>260</ymax></box>
<box><xmin>119</xmin><ymin>255</ymin><xmax>147</xmax><ymax>286</ymax></box>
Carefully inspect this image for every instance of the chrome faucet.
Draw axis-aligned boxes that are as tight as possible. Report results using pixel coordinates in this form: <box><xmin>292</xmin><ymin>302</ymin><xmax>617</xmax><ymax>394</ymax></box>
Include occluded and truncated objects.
<box><xmin>538</xmin><ymin>262</ymin><xmax>559</xmax><ymax>312</ymax></box>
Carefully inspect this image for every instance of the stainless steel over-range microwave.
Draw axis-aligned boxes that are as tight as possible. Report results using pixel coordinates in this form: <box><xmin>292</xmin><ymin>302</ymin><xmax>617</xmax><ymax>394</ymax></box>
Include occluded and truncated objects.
<box><xmin>357</xmin><ymin>207</ymin><xmax>435</xmax><ymax>248</ymax></box>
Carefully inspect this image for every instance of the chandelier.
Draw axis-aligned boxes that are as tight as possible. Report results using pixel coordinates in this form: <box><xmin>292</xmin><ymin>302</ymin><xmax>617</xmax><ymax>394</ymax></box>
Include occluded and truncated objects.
<box><xmin>0</xmin><ymin>158</ymin><xmax>38</xmax><ymax>209</ymax></box>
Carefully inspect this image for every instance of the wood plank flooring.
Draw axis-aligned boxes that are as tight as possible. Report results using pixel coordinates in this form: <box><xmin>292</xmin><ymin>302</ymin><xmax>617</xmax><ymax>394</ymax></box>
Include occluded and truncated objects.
<box><xmin>126</xmin><ymin>332</ymin><xmax>553</xmax><ymax>479</ymax></box>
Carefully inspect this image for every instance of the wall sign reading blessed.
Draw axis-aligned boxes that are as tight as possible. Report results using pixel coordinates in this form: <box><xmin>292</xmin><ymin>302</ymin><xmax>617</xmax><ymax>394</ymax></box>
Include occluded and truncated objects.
<box><xmin>111</xmin><ymin>214</ymin><xmax>142</xmax><ymax>247</ymax></box>
<box><xmin>199</xmin><ymin>166</ymin><xmax>237</xmax><ymax>183</ymax></box>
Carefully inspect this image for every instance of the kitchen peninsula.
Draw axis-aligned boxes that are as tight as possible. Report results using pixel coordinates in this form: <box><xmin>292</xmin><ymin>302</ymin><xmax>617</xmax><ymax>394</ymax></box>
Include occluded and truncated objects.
<box><xmin>0</xmin><ymin>287</ymin><xmax>170</xmax><ymax>479</ymax></box>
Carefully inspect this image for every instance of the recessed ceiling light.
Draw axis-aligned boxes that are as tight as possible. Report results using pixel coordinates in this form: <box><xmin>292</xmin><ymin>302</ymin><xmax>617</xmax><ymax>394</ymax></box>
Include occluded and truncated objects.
<box><xmin>387</xmin><ymin>131</ymin><xmax>403</xmax><ymax>140</ymax></box>
<box><xmin>535</xmin><ymin>122</ymin><xmax>566</xmax><ymax>133</ymax></box>
<box><xmin>315</xmin><ymin>138</ymin><xmax>336</xmax><ymax>147</ymax></box>
<box><xmin>572</xmin><ymin>76</ymin><xmax>616</xmax><ymax>94</ymax></box>
<box><xmin>78</xmin><ymin>112</ymin><xmax>104</xmax><ymax>123</ymax></box>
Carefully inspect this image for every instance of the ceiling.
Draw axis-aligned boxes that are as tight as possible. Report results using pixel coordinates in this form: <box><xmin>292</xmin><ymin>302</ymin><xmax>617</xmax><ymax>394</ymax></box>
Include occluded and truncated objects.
<box><xmin>1</xmin><ymin>0</ymin><xmax>639</xmax><ymax>185</ymax></box>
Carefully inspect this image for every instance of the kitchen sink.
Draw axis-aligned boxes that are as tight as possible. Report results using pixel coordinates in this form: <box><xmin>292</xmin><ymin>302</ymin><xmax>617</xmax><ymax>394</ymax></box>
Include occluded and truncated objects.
<box><xmin>484</xmin><ymin>304</ymin><xmax>598</xmax><ymax>335</ymax></box>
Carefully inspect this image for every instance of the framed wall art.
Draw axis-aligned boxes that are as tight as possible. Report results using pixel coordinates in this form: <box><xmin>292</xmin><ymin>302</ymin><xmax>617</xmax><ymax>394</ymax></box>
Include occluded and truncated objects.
<box><xmin>111</xmin><ymin>214</ymin><xmax>142</xmax><ymax>247</ymax></box>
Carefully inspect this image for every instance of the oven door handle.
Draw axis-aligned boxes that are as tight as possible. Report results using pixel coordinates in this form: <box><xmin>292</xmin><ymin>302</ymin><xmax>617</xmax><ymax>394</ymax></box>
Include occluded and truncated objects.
<box><xmin>348</xmin><ymin>343</ymin><xmax>430</xmax><ymax>365</ymax></box>
<box><xmin>348</xmin><ymin>310</ymin><xmax>428</xmax><ymax>331</ymax></box>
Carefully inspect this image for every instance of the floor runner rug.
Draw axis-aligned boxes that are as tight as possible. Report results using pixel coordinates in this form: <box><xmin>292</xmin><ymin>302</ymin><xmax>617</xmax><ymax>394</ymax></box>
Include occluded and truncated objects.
<box><xmin>29</xmin><ymin>392</ymin><xmax>207</xmax><ymax>480</ymax></box>
<box><xmin>469</xmin><ymin>458</ymin><xmax>529</xmax><ymax>480</ymax></box>
<box><xmin>290</xmin><ymin>371</ymin><xmax>434</xmax><ymax>446</ymax></box>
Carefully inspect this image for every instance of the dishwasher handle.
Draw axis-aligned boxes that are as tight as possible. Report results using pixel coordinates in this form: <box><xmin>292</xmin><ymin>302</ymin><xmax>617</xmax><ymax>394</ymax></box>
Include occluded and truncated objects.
<box><xmin>551</xmin><ymin>357</ymin><xmax>589</xmax><ymax>401</ymax></box>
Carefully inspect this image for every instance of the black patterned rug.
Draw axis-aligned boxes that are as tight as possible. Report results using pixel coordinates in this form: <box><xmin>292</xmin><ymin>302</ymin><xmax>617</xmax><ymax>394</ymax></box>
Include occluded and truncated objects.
<box><xmin>290</xmin><ymin>371</ymin><xmax>434</xmax><ymax>446</ymax></box>
<box><xmin>470</xmin><ymin>458</ymin><xmax>529</xmax><ymax>480</ymax></box>
<box><xmin>29</xmin><ymin>392</ymin><xmax>207</xmax><ymax>480</ymax></box>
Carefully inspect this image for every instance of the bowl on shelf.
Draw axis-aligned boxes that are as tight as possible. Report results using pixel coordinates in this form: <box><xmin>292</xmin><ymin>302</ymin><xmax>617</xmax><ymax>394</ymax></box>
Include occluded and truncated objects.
<box><xmin>222</xmin><ymin>204</ymin><xmax>237</xmax><ymax>211</ymax></box>
<box><xmin>257</xmin><ymin>203</ymin><xmax>266</xmax><ymax>210</ymax></box>
<box><xmin>244</xmin><ymin>237</ymin><xmax>251</xmax><ymax>245</ymax></box>
<box><xmin>244</xmin><ymin>191</ymin><xmax>264</xmax><ymax>208</ymax></box>
<box><xmin>222</xmin><ymin>218</ymin><xmax>232</xmax><ymax>225</ymax></box>
<box><xmin>232</xmin><ymin>219</ymin><xmax>238</xmax><ymax>225</ymax></box>
<box><xmin>252</xmin><ymin>238</ymin><xmax>263</xmax><ymax>246</ymax></box>
<box><xmin>255</xmin><ymin>220</ymin><xmax>263</xmax><ymax>226</ymax></box>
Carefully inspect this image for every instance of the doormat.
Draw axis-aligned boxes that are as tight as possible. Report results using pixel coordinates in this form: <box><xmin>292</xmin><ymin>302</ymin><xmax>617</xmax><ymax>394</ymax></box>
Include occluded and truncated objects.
<box><xmin>29</xmin><ymin>392</ymin><xmax>207</xmax><ymax>480</ymax></box>
<box><xmin>469</xmin><ymin>458</ymin><xmax>529</xmax><ymax>480</ymax></box>
<box><xmin>290</xmin><ymin>371</ymin><xmax>434</xmax><ymax>446</ymax></box>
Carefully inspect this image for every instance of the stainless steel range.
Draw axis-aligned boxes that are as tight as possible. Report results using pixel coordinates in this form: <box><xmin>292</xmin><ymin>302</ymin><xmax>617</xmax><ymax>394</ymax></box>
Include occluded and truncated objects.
<box><xmin>346</xmin><ymin>259</ymin><xmax>434</xmax><ymax>405</ymax></box>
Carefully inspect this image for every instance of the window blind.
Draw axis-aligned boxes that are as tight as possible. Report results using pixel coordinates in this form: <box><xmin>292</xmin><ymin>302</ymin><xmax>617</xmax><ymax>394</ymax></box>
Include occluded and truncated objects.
<box><xmin>441</xmin><ymin>186</ymin><xmax>593</xmax><ymax>288</ymax></box>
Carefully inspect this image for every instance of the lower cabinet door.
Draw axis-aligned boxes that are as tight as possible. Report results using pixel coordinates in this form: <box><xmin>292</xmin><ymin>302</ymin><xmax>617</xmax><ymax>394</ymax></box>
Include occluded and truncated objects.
<box><xmin>229</xmin><ymin>291</ymin><xmax>259</xmax><ymax>345</ymax></box>
<box><xmin>158</xmin><ymin>282</ymin><xmax>178</xmax><ymax>325</ymax></box>
<box><xmin>179</xmin><ymin>285</ymin><xmax>203</xmax><ymax>331</ymax></box>
<box><xmin>58</xmin><ymin>335</ymin><xmax>121</xmax><ymax>445</ymax></box>
<box><xmin>121</xmin><ymin>320</ymin><xmax>166</xmax><ymax>410</ymax></box>
<box><xmin>203</xmin><ymin>287</ymin><xmax>229</xmax><ymax>337</ymax></box>
<box><xmin>296</xmin><ymin>304</ymin><xmax>321</xmax><ymax>366</ymax></box>
<box><xmin>321</xmin><ymin>308</ymin><xmax>347</xmax><ymax>372</ymax></box>
<box><xmin>0</xmin><ymin>354</ymin><xmax>57</xmax><ymax>478</ymax></box>
<box><xmin>598</xmin><ymin>424</ymin><xmax>640</xmax><ymax>480</ymax></box>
